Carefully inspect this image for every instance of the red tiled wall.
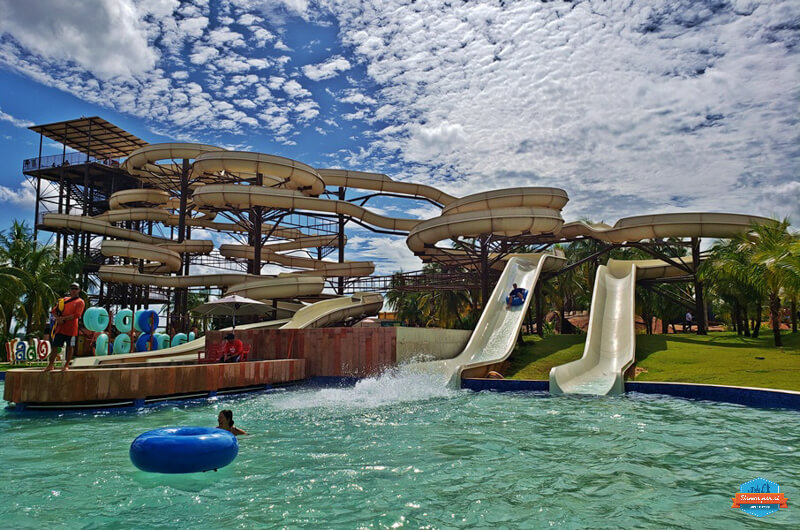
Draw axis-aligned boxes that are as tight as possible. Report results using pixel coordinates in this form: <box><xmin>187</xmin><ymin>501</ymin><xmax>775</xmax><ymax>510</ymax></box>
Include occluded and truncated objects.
<box><xmin>207</xmin><ymin>327</ymin><xmax>397</xmax><ymax>377</ymax></box>
<box><xmin>4</xmin><ymin>359</ymin><xmax>305</xmax><ymax>404</ymax></box>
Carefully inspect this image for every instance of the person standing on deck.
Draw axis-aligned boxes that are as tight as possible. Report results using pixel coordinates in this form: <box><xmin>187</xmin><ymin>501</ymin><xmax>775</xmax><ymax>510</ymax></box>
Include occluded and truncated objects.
<box><xmin>45</xmin><ymin>283</ymin><xmax>85</xmax><ymax>372</ymax></box>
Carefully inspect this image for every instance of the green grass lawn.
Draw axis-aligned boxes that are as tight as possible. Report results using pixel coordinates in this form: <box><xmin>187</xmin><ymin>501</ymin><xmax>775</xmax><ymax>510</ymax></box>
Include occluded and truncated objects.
<box><xmin>0</xmin><ymin>362</ymin><xmax>47</xmax><ymax>372</ymax></box>
<box><xmin>507</xmin><ymin>331</ymin><xmax>800</xmax><ymax>392</ymax></box>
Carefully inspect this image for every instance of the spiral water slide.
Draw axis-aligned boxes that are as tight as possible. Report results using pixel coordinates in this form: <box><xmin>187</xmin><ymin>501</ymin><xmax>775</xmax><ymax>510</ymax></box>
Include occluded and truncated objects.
<box><xmin>175</xmin><ymin>158</ymin><xmax>776</xmax><ymax>390</ymax></box>
<box><xmin>45</xmin><ymin>143</ymin><xmax>776</xmax><ymax>378</ymax></box>
<box><xmin>43</xmin><ymin>145</ymin><xmax>386</xmax><ymax>362</ymax></box>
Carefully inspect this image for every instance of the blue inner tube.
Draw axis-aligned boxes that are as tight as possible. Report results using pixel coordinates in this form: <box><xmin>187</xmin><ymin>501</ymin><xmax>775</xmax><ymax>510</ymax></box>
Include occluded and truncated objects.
<box><xmin>506</xmin><ymin>289</ymin><xmax>528</xmax><ymax>307</ymax></box>
<box><xmin>130</xmin><ymin>427</ymin><xmax>238</xmax><ymax>474</ymax></box>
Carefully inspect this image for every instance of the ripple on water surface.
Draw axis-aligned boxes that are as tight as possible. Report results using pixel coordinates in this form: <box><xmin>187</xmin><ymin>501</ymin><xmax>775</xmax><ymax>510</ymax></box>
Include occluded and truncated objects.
<box><xmin>0</xmin><ymin>377</ymin><xmax>797</xmax><ymax>528</ymax></box>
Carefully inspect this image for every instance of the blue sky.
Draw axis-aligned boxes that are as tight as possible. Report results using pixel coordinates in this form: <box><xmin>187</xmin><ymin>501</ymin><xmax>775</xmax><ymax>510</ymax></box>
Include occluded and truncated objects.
<box><xmin>0</xmin><ymin>0</ymin><xmax>798</xmax><ymax>274</ymax></box>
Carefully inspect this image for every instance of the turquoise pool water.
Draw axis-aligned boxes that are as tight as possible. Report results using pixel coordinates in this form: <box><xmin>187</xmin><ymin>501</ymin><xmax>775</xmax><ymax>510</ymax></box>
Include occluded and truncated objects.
<box><xmin>1</xmin><ymin>374</ymin><xmax>797</xmax><ymax>528</ymax></box>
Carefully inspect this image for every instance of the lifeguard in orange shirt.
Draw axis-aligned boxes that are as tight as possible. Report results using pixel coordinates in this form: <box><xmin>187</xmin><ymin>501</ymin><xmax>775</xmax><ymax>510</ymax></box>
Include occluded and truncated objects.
<box><xmin>45</xmin><ymin>282</ymin><xmax>85</xmax><ymax>372</ymax></box>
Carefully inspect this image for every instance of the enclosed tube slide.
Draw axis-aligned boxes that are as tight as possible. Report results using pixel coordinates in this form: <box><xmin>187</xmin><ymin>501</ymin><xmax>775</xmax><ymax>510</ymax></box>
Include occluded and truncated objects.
<box><xmin>218</xmin><ymin>244</ymin><xmax>375</xmax><ymax>277</ymax></box>
<box><xmin>193</xmin><ymin>151</ymin><xmax>325</xmax><ymax>196</ymax></box>
<box><xmin>317</xmin><ymin>169</ymin><xmax>457</xmax><ymax>205</ymax></box>
<box><xmin>97</xmin><ymin>266</ymin><xmax>325</xmax><ymax>295</ymax></box>
<box><xmin>559</xmin><ymin>213</ymin><xmax>774</xmax><ymax>242</ymax></box>
<box><xmin>192</xmin><ymin>185</ymin><xmax>421</xmax><ymax>232</ymax></box>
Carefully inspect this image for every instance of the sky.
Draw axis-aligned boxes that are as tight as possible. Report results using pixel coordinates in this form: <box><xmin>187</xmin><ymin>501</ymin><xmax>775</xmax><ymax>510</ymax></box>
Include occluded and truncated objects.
<box><xmin>0</xmin><ymin>0</ymin><xmax>798</xmax><ymax>276</ymax></box>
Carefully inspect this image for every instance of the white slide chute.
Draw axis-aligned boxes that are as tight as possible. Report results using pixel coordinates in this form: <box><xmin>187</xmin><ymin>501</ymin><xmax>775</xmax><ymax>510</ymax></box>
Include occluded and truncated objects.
<box><xmin>406</xmin><ymin>254</ymin><xmax>562</xmax><ymax>387</ymax></box>
<box><xmin>549</xmin><ymin>261</ymin><xmax>637</xmax><ymax>396</ymax></box>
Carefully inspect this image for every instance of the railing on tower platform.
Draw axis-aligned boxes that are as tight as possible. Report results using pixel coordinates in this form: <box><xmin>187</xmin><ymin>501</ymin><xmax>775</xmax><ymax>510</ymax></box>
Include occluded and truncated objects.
<box><xmin>23</xmin><ymin>153</ymin><xmax>123</xmax><ymax>171</ymax></box>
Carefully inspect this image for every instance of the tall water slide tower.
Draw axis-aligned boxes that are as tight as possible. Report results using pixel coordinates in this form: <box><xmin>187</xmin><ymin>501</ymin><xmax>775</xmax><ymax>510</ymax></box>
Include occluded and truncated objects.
<box><xmin>21</xmin><ymin>116</ymin><xmax>711</xmax><ymax>335</ymax></box>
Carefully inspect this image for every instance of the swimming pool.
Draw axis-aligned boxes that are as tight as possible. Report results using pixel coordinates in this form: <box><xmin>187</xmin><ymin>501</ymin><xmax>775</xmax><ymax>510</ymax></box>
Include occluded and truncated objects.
<box><xmin>1</xmin><ymin>374</ymin><xmax>796</xmax><ymax>528</ymax></box>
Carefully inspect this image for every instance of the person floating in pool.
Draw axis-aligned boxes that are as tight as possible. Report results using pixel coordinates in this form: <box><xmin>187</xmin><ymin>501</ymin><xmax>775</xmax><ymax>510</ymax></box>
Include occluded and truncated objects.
<box><xmin>217</xmin><ymin>409</ymin><xmax>247</xmax><ymax>436</ymax></box>
<box><xmin>221</xmin><ymin>333</ymin><xmax>243</xmax><ymax>362</ymax></box>
<box><xmin>506</xmin><ymin>283</ymin><xmax>526</xmax><ymax>308</ymax></box>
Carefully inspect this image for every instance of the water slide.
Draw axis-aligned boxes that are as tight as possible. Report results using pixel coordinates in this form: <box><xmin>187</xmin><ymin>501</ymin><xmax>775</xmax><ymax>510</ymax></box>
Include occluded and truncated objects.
<box><xmin>73</xmin><ymin>292</ymin><xmax>384</xmax><ymax>367</ymax></box>
<box><xmin>549</xmin><ymin>261</ymin><xmax>637</xmax><ymax>396</ymax></box>
<box><xmin>43</xmin><ymin>143</ymin><xmax>778</xmax><ymax>384</ymax></box>
<box><xmin>280</xmin><ymin>292</ymin><xmax>384</xmax><ymax>329</ymax></box>
<box><xmin>547</xmin><ymin>257</ymin><xmax>706</xmax><ymax>396</ymax></box>
<box><xmin>405</xmin><ymin>254</ymin><xmax>564</xmax><ymax>387</ymax></box>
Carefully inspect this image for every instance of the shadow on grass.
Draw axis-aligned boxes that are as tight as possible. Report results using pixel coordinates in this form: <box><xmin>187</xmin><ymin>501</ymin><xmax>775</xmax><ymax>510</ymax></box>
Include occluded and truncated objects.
<box><xmin>507</xmin><ymin>335</ymin><xmax>585</xmax><ymax>379</ymax></box>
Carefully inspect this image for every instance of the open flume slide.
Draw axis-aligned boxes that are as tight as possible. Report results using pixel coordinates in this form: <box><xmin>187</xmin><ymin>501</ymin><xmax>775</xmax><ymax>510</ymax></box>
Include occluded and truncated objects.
<box><xmin>547</xmin><ymin>256</ymin><xmax>709</xmax><ymax>396</ymax></box>
<box><xmin>280</xmin><ymin>292</ymin><xmax>383</xmax><ymax>329</ymax></box>
<box><xmin>549</xmin><ymin>261</ymin><xmax>637</xmax><ymax>396</ymax></box>
<box><xmin>74</xmin><ymin>292</ymin><xmax>384</xmax><ymax>366</ymax></box>
<box><xmin>71</xmin><ymin>317</ymin><xmax>290</xmax><ymax>367</ymax></box>
<box><xmin>405</xmin><ymin>254</ymin><xmax>564</xmax><ymax>387</ymax></box>
<box><xmin>42</xmin><ymin>142</ymin><xmax>779</xmax><ymax>381</ymax></box>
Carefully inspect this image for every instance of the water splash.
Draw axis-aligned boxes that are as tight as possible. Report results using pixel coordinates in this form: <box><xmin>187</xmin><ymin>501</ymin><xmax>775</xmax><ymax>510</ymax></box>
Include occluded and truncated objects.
<box><xmin>271</xmin><ymin>368</ymin><xmax>457</xmax><ymax>411</ymax></box>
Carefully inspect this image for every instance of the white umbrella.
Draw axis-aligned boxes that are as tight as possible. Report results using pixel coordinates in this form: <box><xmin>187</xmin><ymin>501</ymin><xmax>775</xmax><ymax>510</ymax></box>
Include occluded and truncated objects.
<box><xmin>191</xmin><ymin>294</ymin><xmax>271</xmax><ymax>328</ymax></box>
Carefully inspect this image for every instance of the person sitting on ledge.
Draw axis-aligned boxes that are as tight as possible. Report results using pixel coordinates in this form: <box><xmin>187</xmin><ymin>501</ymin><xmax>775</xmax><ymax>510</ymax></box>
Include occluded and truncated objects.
<box><xmin>217</xmin><ymin>409</ymin><xmax>247</xmax><ymax>436</ymax></box>
<box><xmin>221</xmin><ymin>333</ymin><xmax>243</xmax><ymax>363</ymax></box>
<box><xmin>506</xmin><ymin>283</ymin><xmax>526</xmax><ymax>308</ymax></box>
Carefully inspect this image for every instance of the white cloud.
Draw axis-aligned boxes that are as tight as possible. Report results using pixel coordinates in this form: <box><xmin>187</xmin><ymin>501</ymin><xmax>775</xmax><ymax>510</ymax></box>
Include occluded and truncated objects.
<box><xmin>319</xmin><ymin>0</ymin><xmax>800</xmax><ymax>222</ymax></box>
<box><xmin>250</xmin><ymin>27</ymin><xmax>275</xmax><ymax>47</ymax></box>
<box><xmin>0</xmin><ymin>0</ymin><xmax>164</xmax><ymax>79</ymax></box>
<box><xmin>338</xmin><ymin>91</ymin><xmax>376</xmax><ymax>105</ymax></box>
<box><xmin>294</xmin><ymin>100</ymin><xmax>320</xmax><ymax>121</ymax></box>
<box><xmin>0</xmin><ymin>107</ymin><xmax>34</xmax><ymax>128</ymax></box>
<box><xmin>237</xmin><ymin>14</ymin><xmax>262</xmax><ymax>26</ymax></box>
<box><xmin>189</xmin><ymin>44</ymin><xmax>219</xmax><ymax>64</ymax></box>
<box><xmin>282</xmin><ymin>79</ymin><xmax>311</xmax><ymax>99</ymax></box>
<box><xmin>404</xmin><ymin>122</ymin><xmax>466</xmax><ymax>164</ymax></box>
<box><xmin>345</xmin><ymin>234</ymin><xmax>421</xmax><ymax>275</ymax></box>
<box><xmin>302</xmin><ymin>55</ymin><xmax>351</xmax><ymax>81</ymax></box>
<box><xmin>0</xmin><ymin>181</ymin><xmax>36</xmax><ymax>208</ymax></box>
<box><xmin>208</xmin><ymin>27</ymin><xmax>246</xmax><ymax>48</ymax></box>
<box><xmin>178</xmin><ymin>16</ymin><xmax>209</xmax><ymax>38</ymax></box>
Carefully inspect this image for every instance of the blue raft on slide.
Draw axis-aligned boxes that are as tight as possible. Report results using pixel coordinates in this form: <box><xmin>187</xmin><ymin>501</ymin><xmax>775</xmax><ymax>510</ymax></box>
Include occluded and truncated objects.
<box><xmin>506</xmin><ymin>288</ymin><xmax>528</xmax><ymax>307</ymax></box>
<box><xmin>130</xmin><ymin>427</ymin><xmax>238</xmax><ymax>474</ymax></box>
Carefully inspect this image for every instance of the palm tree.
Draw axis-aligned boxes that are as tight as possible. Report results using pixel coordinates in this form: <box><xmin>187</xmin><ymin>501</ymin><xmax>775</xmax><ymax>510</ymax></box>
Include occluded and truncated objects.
<box><xmin>0</xmin><ymin>220</ymin><xmax>88</xmax><ymax>340</ymax></box>
<box><xmin>739</xmin><ymin>220</ymin><xmax>799</xmax><ymax>347</ymax></box>
<box><xmin>543</xmin><ymin>244</ymin><xmax>584</xmax><ymax>333</ymax></box>
<box><xmin>385</xmin><ymin>273</ymin><xmax>426</xmax><ymax>327</ymax></box>
<box><xmin>702</xmin><ymin>239</ymin><xmax>762</xmax><ymax>337</ymax></box>
<box><xmin>416</xmin><ymin>288</ymin><xmax>474</xmax><ymax>328</ymax></box>
<box><xmin>21</xmin><ymin>245</ymin><xmax>87</xmax><ymax>337</ymax></box>
<box><xmin>704</xmin><ymin>220</ymin><xmax>798</xmax><ymax>346</ymax></box>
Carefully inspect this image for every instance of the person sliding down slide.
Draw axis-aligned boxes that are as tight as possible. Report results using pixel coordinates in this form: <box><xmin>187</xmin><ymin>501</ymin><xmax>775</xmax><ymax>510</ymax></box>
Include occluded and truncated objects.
<box><xmin>506</xmin><ymin>283</ymin><xmax>527</xmax><ymax>308</ymax></box>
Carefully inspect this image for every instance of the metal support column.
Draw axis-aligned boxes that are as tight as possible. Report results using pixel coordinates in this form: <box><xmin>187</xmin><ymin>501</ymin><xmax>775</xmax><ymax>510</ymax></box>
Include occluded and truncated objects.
<box><xmin>59</xmin><ymin>126</ymin><xmax>67</xmax><ymax>257</ymax></box>
<box><xmin>535</xmin><ymin>282</ymin><xmax>544</xmax><ymax>338</ymax></box>
<box><xmin>32</xmin><ymin>133</ymin><xmax>43</xmax><ymax>243</ymax></box>
<box><xmin>480</xmin><ymin>235</ymin><xmax>489</xmax><ymax>308</ymax></box>
<box><xmin>691</xmin><ymin>237</ymin><xmax>707</xmax><ymax>335</ymax></box>
<box><xmin>175</xmin><ymin>158</ymin><xmax>190</xmax><ymax>331</ymax></box>
<box><xmin>250</xmin><ymin>173</ymin><xmax>263</xmax><ymax>275</ymax></box>
<box><xmin>337</xmin><ymin>187</ymin><xmax>346</xmax><ymax>295</ymax></box>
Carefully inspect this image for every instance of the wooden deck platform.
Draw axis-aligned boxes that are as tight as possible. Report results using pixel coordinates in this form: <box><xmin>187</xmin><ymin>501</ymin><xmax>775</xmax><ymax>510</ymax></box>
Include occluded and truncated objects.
<box><xmin>3</xmin><ymin>359</ymin><xmax>305</xmax><ymax>409</ymax></box>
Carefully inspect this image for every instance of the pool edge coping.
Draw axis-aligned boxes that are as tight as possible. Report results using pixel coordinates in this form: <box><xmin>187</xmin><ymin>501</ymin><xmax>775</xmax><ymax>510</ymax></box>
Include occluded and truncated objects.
<box><xmin>461</xmin><ymin>379</ymin><xmax>800</xmax><ymax>410</ymax></box>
